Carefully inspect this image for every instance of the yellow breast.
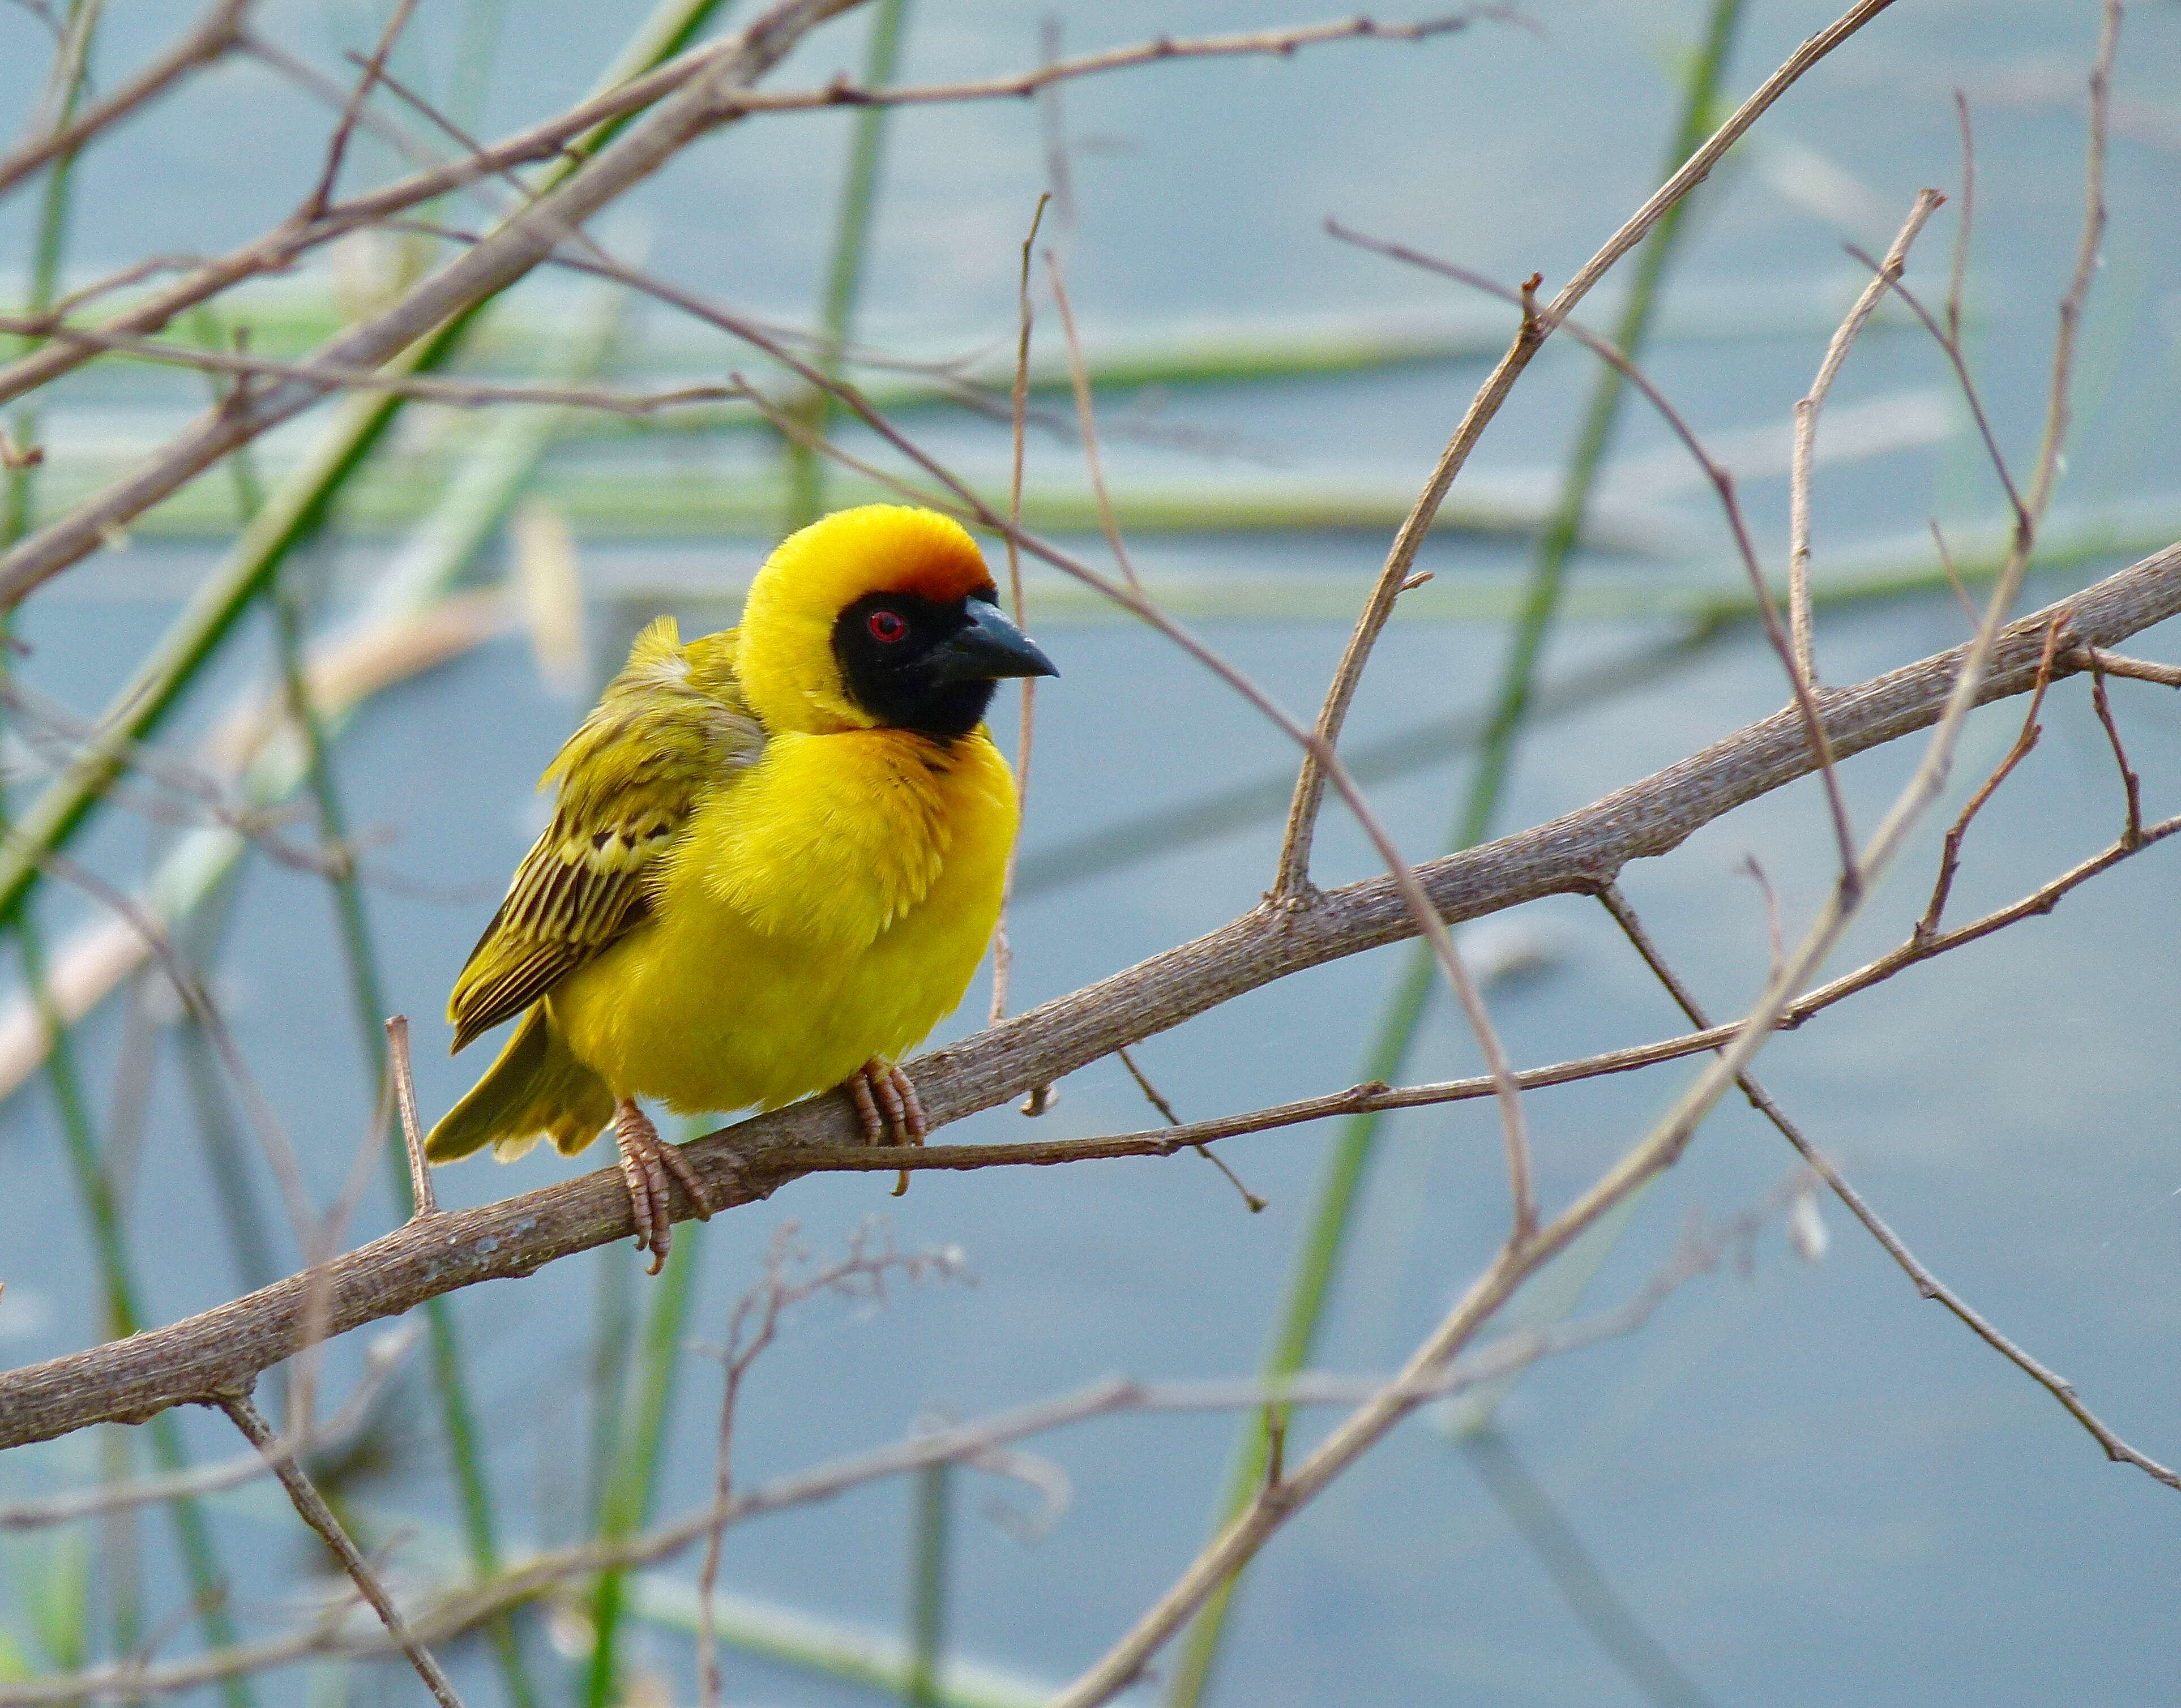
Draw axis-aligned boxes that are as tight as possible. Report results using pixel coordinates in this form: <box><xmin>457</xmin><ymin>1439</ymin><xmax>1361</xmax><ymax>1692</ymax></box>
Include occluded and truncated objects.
<box><xmin>547</xmin><ymin>725</ymin><xmax>1017</xmax><ymax>1115</ymax></box>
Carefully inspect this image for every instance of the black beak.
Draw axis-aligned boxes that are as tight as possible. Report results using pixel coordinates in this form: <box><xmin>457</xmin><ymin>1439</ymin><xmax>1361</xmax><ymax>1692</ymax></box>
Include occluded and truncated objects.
<box><xmin>925</xmin><ymin>598</ymin><xmax>1059</xmax><ymax>683</ymax></box>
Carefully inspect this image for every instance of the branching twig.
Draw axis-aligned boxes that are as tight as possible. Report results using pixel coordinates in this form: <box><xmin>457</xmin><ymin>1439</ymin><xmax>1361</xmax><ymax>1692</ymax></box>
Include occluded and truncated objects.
<box><xmin>694</xmin><ymin>1225</ymin><xmax>966</xmax><ymax>1708</ymax></box>
<box><xmin>1917</xmin><ymin>614</ymin><xmax>2063</xmax><ymax>939</ymax></box>
<box><xmin>1596</xmin><ymin>881</ymin><xmax>2178</xmax><ymax>1493</ymax></box>
<box><xmin>302</xmin><ymin>0</ymin><xmax>418</xmax><ymax>217</ymax></box>
<box><xmin>1328</xmin><ymin>224</ymin><xmax>1864</xmax><ymax>894</ymax></box>
<box><xmin>0</xmin><ymin>9</ymin><xmax>1496</xmax><ymax>414</ymax></box>
<box><xmin>1792</xmin><ymin>189</ymin><xmax>1945</xmax><ymax>686</ymax></box>
<box><xmin>2087</xmin><ymin>664</ymin><xmax>2145</xmax><ymax>846</ymax></box>
<box><xmin>0</xmin><ymin>0</ymin><xmax>873</xmax><ymax>604</ymax></box>
<box><xmin>1117</xmin><ymin>1043</ymin><xmax>1265</xmax><ymax>1213</ymax></box>
<box><xmin>1053</xmin><ymin>26</ymin><xmax>2120</xmax><ymax>1679</ymax></box>
<box><xmin>0</xmin><ymin>0</ymin><xmax>251</xmax><ymax>202</ymax></box>
<box><xmin>8</xmin><ymin>1234</ymin><xmax>1759</xmax><ymax>1706</ymax></box>
<box><xmin>1271</xmin><ymin>0</ymin><xmax>1909</xmax><ymax>899</ymax></box>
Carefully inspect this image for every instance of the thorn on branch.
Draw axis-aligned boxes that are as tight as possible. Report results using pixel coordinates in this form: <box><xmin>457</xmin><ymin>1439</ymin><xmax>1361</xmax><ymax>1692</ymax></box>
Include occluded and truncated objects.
<box><xmin>1517</xmin><ymin>269</ymin><xmax>1546</xmax><ymax>342</ymax></box>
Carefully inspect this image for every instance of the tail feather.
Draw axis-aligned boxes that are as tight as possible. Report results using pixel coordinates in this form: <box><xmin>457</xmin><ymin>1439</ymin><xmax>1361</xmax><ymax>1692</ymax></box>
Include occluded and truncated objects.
<box><xmin>425</xmin><ymin>1005</ymin><xmax>615</xmax><ymax>1163</ymax></box>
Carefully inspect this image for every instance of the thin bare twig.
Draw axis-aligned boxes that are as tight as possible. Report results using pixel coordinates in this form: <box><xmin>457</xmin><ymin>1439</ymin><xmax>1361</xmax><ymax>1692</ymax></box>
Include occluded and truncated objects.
<box><xmin>695</xmin><ymin>1225</ymin><xmax>967</xmax><ymax>1708</ymax></box>
<box><xmin>1948</xmin><ymin>91</ymin><xmax>1975</xmax><ymax>347</ymax></box>
<box><xmin>0</xmin><ymin>0</ymin><xmax>872</xmax><ymax>604</ymax></box>
<box><xmin>27</xmin><ymin>841</ymin><xmax>317</xmax><ymax>1255</ymax></box>
<box><xmin>2086</xmin><ymin>665</ymin><xmax>2145</xmax><ymax>846</ymax></box>
<box><xmin>384</xmin><ymin>1016</ymin><xmax>437</xmax><ymax>1217</ymax></box>
<box><xmin>6</xmin><ymin>1235</ymin><xmax>1752</xmax><ymax>1707</ymax></box>
<box><xmin>1117</xmin><ymin>1042</ymin><xmax>1265</xmax><ymax>1213</ymax></box>
<box><xmin>1792</xmin><ymin>189</ymin><xmax>1945</xmax><ymax>686</ymax></box>
<box><xmin>1045</xmin><ymin>250</ymin><xmax>1139</xmax><ymax>589</ymax></box>
<box><xmin>1055</xmin><ymin>25</ymin><xmax>2120</xmax><ymax>1685</ymax></box>
<box><xmin>987</xmin><ymin>194</ymin><xmax>1047</xmax><ymax>1036</ymax></box>
<box><xmin>1741</xmin><ymin>853</ymin><xmax>1786</xmax><ymax>986</ymax></box>
<box><xmin>218</xmin><ymin>1393</ymin><xmax>468</xmax><ymax>1708</ymax></box>
<box><xmin>0</xmin><ymin>320</ymin><xmax>738</xmax><ymax>414</ymax></box>
<box><xmin>2080</xmin><ymin>647</ymin><xmax>2181</xmax><ymax>688</ymax></box>
<box><xmin>1929</xmin><ymin>517</ymin><xmax>1982</xmax><ymax>629</ymax></box>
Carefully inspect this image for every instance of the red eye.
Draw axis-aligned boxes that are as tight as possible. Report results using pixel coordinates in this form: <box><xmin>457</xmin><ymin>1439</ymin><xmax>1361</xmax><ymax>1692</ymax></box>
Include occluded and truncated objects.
<box><xmin>867</xmin><ymin>609</ymin><xmax>908</xmax><ymax>644</ymax></box>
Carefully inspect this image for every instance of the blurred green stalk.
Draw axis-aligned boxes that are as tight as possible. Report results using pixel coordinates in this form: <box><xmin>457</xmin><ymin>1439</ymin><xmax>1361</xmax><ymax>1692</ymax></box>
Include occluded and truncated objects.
<box><xmin>584</xmin><ymin>1219</ymin><xmax>705</xmax><ymax>1706</ymax></box>
<box><xmin>902</xmin><ymin>1463</ymin><xmax>951</xmax><ymax>1708</ymax></box>
<box><xmin>16</xmin><ymin>924</ymin><xmax>253</xmax><ymax>1708</ymax></box>
<box><xmin>1164</xmin><ymin>6</ymin><xmax>1747</xmax><ymax>1701</ymax></box>
<box><xmin>626</xmin><ymin>1571</ymin><xmax>1054</xmax><ymax>1708</ymax></box>
<box><xmin>782</xmin><ymin>0</ymin><xmax>910</xmax><ymax>532</ymax></box>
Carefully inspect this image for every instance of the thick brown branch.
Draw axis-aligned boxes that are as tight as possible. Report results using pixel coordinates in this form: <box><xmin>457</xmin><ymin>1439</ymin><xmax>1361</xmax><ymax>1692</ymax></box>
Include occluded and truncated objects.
<box><xmin>1</xmin><ymin>547</ymin><xmax>2175</xmax><ymax>1450</ymax></box>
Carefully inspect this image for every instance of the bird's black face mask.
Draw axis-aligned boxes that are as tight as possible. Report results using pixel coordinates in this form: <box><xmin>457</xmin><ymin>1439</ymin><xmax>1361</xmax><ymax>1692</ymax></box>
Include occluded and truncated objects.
<box><xmin>832</xmin><ymin>587</ymin><xmax>1058</xmax><ymax>740</ymax></box>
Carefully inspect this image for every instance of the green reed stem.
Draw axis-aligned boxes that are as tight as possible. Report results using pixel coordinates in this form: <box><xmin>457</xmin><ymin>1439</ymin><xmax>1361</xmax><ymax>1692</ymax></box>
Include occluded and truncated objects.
<box><xmin>1164</xmin><ymin>7</ymin><xmax>1748</xmax><ymax>1701</ymax></box>
<box><xmin>584</xmin><ymin>1245</ymin><xmax>639</xmax><ymax>1537</ymax></box>
<box><xmin>585</xmin><ymin>1221</ymin><xmax>705</xmax><ymax>1706</ymax></box>
<box><xmin>782</xmin><ymin>0</ymin><xmax>910</xmax><ymax>532</ymax></box>
<box><xmin>902</xmin><ymin>1463</ymin><xmax>953</xmax><ymax>1708</ymax></box>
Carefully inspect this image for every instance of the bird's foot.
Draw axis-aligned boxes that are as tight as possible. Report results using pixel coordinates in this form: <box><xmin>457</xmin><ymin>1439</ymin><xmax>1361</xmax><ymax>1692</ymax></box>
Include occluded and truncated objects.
<box><xmin>613</xmin><ymin>1098</ymin><xmax>711</xmax><ymax>1275</ymax></box>
<box><xmin>846</xmin><ymin>1058</ymin><xmax>927</xmax><ymax>1197</ymax></box>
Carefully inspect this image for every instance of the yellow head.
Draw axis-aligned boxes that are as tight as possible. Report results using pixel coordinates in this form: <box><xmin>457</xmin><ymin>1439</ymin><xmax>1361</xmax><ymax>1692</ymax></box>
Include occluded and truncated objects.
<box><xmin>737</xmin><ymin>505</ymin><xmax>1056</xmax><ymax>738</ymax></box>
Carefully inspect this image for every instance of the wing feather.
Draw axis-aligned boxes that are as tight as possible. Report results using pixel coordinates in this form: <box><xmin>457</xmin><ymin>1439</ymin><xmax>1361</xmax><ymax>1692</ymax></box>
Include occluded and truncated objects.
<box><xmin>448</xmin><ymin>618</ymin><xmax>763</xmax><ymax>1051</ymax></box>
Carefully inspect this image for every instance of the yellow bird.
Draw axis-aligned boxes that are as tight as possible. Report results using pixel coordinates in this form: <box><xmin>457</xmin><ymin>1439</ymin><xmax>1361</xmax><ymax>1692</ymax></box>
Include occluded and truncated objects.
<box><xmin>425</xmin><ymin>505</ymin><xmax>1057</xmax><ymax>1269</ymax></box>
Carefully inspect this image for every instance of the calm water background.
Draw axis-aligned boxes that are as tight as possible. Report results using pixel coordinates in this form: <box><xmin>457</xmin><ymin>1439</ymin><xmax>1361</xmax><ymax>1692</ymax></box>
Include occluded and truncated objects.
<box><xmin>2</xmin><ymin>2</ymin><xmax>2178</xmax><ymax>1703</ymax></box>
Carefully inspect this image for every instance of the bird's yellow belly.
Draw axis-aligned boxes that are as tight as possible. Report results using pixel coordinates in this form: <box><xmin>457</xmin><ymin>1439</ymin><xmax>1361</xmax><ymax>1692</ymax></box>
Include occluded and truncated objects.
<box><xmin>547</xmin><ymin>726</ymin><xmax>1015</xmax><ymax>1115</ymax></box>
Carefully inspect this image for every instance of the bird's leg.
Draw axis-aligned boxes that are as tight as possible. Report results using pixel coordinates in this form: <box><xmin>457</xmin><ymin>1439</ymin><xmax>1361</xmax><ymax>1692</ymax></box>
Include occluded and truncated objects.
<box><xmin>846</xmin><ymin>1058</ymin><xmax>928</xmax><ymax>1197</ymax></box>
<box><xmin>612</xmin><ymin>1098</ymin><xmax>711</xmax><ymax>1275</ymax></box>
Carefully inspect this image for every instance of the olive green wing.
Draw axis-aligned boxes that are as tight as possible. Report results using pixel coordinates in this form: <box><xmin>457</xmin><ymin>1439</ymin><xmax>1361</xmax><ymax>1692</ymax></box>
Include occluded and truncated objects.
<box><xmin>447</xmin><ymin>617</ymin><xmax>763</xmax><ymax>1052</ymax></box>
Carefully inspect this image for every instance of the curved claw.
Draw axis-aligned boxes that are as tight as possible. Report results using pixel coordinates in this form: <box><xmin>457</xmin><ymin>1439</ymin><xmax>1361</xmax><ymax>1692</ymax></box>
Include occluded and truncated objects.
<box><xmin>845</xmin><ymin>1058</ymin><xmax>927</xmax><ymax>1196</ymax></box>
<box><xmin>613</xmin><ymin>1098</ymin><xmax>711</xmax><ymax>1274</ymax></box>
